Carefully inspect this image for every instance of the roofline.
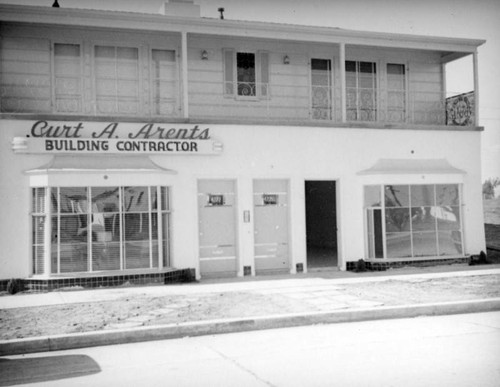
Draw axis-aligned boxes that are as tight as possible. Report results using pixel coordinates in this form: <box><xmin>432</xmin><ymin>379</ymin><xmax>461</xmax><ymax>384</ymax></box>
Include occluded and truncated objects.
<box><xmin>0</xmin><ymin>4</ymin><xmax>486</xmax><ymax>53</ymax></box>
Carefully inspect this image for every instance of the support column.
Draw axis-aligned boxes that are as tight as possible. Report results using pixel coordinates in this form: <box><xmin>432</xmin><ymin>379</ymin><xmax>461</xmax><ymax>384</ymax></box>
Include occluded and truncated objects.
<box><xmin>339</xmin><ymin>43</ymin><xmax>346</xmax><ymax>123</ymax></box>
<box><xmin>473</xmin><ymin>50</ymin><xmax>479</xmax><ymax>125</ymax></box>
<box><xmin>181</xmin><ymin>31</ymin><xmax>189</xmax><ymax>119</ymax></box>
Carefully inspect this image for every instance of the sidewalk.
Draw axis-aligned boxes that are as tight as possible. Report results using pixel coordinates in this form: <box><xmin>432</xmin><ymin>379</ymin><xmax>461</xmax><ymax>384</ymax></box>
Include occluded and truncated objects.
<box><xmin>1</xmin><ymin>264</ymin><xmax>500</xmax><ymax>356</ymax></box>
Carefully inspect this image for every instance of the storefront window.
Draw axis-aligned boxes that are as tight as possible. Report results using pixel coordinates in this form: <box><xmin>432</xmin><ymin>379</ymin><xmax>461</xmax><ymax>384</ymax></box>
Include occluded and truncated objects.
<box><xmin>365</xmin><ymin>184</ymin><xmax>463</xmax><ymax>259</ymax></box>
<box><xmin>32</xmin><ymin>186</ymin><xmax>170</xmax><ymax>275</ymax></box>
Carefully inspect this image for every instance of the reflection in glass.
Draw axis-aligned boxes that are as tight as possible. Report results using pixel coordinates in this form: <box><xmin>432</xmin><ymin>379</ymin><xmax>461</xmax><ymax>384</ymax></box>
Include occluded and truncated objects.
<box><xmin>385</xmin><ymin>207</ymin><xmax>410</xmax><ymax>232</ymax></box>
<box><xmin>436</xmin><ymin>206</ymin><xmax>460</xmax><ymax>230</ymax></box>
<box><xmin>436</xmin><ymin>185</ymin><xmax>460</xmax><ymax>206</ymax></box>
<box><xmin>411</xmin><ymin>206</ymin><xmax>436</xmax><ymax>231</ymax></box>
<box><xmin>366</xmin><ymin>184</ymin><xmax>462</xmax><ymax>260</ymax></box>
<box><xmin>385</xmin><ymin>185</ymin><xmax>409</xmax><ymax>207</ymax></box>
<box><xmin>34</xmin><ymin>185</ymin><xmax>170</xmax><ymax>274</ymax></box>
<box><xmin>410</xmin><ymin>185</ymin><xmax>434</xmax><ymax>206</ymax></box>
<box><xmin>438</xmin><ymin>230</ymin><xmax>463</xmax><ymax>255</ymax></box>
<box><xmin>413</xmin><ymin>231</ymin><xmax>437</xmax><ymax>256</ymax></box>
<box><xmin>386</xmin><ymin>232</ymin><xmax>412</xmax><ymax>258</ymax></box>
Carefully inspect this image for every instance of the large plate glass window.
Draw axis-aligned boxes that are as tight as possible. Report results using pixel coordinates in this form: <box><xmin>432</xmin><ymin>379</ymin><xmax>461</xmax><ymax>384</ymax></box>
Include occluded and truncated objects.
<box><xmin>31</xmin><ymin>186</ymin><xmax>171</xmax><ymax>275</ymax></box>
<box><xmin>365</xmin><ymin>184</ymin><xmax>463</xmax><ymax>259</ymax></box>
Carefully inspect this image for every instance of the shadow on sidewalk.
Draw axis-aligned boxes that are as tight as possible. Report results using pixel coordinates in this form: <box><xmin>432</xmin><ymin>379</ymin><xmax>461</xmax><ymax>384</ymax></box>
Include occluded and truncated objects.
<box><xmin>0</xmin><ymin>354</ymin><xmax>101</xmax><ymax>386</ymax></box>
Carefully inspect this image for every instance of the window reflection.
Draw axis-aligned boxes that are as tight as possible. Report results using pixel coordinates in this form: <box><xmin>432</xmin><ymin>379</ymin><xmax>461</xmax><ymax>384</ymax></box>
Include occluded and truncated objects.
<box><xmin>365</xmin><ymin>184</ymin><xmax>463</xmax><ymax>259</ymax></box>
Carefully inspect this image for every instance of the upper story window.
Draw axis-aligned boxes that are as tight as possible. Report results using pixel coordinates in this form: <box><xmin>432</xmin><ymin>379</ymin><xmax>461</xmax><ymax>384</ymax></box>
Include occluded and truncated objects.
<box><xmin>54</xmin><ymin>43</ymin><xmax>82</xmax><ymax>113</ymax></box>
<box><xmin>0</xmin><ymin>37</ymin><xmax>179</xmax><ymax>117</ymax></box>
<box><xmin>94</xmin><ymin>45</ymin><xmax>140</xmax><ymax>115</ymax></box>
<box><xmin>346</xmin><ymin>60</ymin><xmax>377</xmax><ymax>121</ymax></box>
<box><xmin>151</xmin><ymin>49</ymin><xmax>178</xmax><ymax>115</ymax></box>
<box><xmin>386</xmin><ymin>63</ymin><xmax>406</xmax><ymax>123</ymax></box>
<box><xmin>224</xmin><ymin>49</ymin><xmax>269</xmax><ymax>98</ymax></box>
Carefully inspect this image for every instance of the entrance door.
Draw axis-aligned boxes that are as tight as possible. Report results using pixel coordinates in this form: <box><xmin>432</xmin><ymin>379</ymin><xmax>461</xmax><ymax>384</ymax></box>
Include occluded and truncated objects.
<box><xmin>305</xmin><ymin>181</ymin><xmax>337</xmax><ymax>268</ymax></box>
<box><xmin>198</xmin><ymin>180</ymin><xmax>237</xmax><ymax>278</ymax></box>
<box><xmin>253</xmin><ymin>179</ymin><xmax>289</xmax><ymax>274</ymax></box>
<box><xmin>311</xmin><ymin>58</ymin><xmax>332</xmax><ymax>120</ymax></box>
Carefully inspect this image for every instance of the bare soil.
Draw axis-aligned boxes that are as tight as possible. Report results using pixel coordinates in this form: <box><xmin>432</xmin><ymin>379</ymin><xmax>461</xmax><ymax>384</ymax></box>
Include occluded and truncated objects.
<box><xmin>1</xmin><ymin>274</ymin><xmax>499</xmax><ymax>341</ymax></box>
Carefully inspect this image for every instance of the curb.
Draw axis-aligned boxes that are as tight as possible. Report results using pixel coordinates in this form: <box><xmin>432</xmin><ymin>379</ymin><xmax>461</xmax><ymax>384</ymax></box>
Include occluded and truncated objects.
<box><xmin>2</xmin><ymin>298</ymin><xmax>500</xmax><ymax>356</ymax></box>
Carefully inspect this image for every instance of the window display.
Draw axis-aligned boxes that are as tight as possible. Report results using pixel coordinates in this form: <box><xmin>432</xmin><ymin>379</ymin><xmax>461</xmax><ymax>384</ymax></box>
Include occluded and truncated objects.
<box><xmin>32</xmin><ymin>186</ymin><xmax>170</xmax><ymax>274</ymax></box>
<box><xmin>365</xmin><ymin>184</ymin><xmax>463</xmax><ymax>259</ymax></box>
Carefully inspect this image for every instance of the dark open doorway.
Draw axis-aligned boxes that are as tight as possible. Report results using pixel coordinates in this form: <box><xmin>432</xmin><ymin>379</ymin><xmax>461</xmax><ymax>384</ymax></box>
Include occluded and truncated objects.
<box><xmin>305</xmin><ymin>180</ymin><xmax>338</xmax><ymax>269</ymax></box>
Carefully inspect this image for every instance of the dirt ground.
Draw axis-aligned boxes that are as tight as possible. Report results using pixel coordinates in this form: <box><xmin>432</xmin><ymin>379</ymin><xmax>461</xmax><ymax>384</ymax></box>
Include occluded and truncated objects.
<box><xmin>1</xmin><ymin>274</ymin><xmax>499</xmax><ymax>341</ymax></box>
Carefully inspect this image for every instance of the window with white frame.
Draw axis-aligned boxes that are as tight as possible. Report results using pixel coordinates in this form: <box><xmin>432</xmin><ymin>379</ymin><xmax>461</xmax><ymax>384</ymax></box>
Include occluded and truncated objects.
<box><xmin>386</xmin><ymin>63</ymin><xmax>406</xmax><ymax>122</ymax></box>
<box><xmin>94</xmin><ymin>45</ymin><xmax>140</xmax><ymax>115</ymax></box>
<box><xmin>365</xmin><ymin>184</ymin><xmax>463</xmax><ymax>259</ymax></box>
<box><xmin>151</xmin><ymin>49</ymin><xmax>178</xmax><ymax>115</ymax></box>
<box><xmin>346</xmin><ymin>60</ymin><xmax>377</xmax><ymax>121</ymax></box>
<box><xmin>32</xmin><ymin>186</ymin><xmax>171</xmax><ymax>275</ymax></box>
<box><xmin>54</xmin><ymin>43</ymin><xmax>83</xmax><ymax>113</ymax></box>
<box><xmin>223</xmin><ymin>49</ymin><xmax>269</xmax><ymax>98</ymax></box>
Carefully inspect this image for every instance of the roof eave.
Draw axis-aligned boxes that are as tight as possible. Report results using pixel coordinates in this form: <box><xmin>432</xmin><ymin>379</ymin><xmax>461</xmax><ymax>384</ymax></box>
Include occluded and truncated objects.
<box><xmin>0</xmin><ymin>4</ymin><xmax>486</xmax><ymax>53</ymax></box>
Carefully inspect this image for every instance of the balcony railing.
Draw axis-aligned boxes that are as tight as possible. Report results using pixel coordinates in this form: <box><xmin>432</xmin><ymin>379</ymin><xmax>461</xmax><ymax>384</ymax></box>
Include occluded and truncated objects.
<box><xmin>0</xmin><ymin>78</ymin><xmax>475</xmax><ymax>127</ymax></box>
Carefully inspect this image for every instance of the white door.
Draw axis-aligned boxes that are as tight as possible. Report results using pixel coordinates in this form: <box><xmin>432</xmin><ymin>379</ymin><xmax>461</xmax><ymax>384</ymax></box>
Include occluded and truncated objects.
<box><xmin>198</xmin><ymin>180</ymin><xmax>237</xmax><ymax>277</ymax></box>
<box><xmin>253</xmin><ymin>179</ymin><xmax>289</xmax><ymax>274</ymax></box>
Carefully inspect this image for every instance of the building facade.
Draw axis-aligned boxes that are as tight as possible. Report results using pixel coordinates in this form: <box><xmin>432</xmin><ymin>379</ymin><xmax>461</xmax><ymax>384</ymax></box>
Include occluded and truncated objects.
<box><xmin>0</xmin><ymin>2</ymin><xmax>487</xmax><ymax>287</ymax></box>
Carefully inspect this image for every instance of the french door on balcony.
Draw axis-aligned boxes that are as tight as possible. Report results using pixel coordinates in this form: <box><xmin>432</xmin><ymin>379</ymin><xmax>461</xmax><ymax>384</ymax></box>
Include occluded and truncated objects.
<box><xmin>311</xmin><ymin>58</ymin><xmax>332</xmax><ymax>120</ymax></box>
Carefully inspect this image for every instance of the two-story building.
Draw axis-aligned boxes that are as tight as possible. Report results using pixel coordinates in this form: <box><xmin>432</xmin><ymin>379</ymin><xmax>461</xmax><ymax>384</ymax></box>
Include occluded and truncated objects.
<box><xmin>0</xmin><ymin>1</ymin><xmax>487</xmax><ymax>290</ymax></box>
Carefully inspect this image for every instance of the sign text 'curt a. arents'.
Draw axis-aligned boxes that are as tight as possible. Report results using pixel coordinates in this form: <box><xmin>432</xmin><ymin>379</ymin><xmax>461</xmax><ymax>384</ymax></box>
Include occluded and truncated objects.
<box><xmin>29</xmin><ymin>121</ymin><xmax>211</xmax><ymax>140</ymax></box>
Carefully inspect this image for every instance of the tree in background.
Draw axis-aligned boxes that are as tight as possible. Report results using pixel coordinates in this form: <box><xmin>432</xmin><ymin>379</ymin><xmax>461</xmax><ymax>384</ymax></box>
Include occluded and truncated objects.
<box><xmin>483</xmin><ymin>178</ymin><xmax>500</xmax><ymax>199</ymax></box>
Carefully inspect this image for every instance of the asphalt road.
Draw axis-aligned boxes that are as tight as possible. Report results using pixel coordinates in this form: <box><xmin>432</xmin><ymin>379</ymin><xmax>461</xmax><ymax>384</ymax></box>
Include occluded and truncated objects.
<box><xmin>1</xmin><ymin>311</ymin><xmax>499</xmax><ymax>387</ymax></box>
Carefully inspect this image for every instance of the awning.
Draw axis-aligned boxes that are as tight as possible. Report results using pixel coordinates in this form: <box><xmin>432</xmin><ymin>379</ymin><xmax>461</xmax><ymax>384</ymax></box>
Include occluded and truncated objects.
<box><xmin>25</xmin><ymin>155</ymin><xmax>176</xmax><ymax>175</ymax></box>
<box><xmin>357</xmin><ymin>159</ymin><xmax>466</xmax><ymax>175</ymax></box>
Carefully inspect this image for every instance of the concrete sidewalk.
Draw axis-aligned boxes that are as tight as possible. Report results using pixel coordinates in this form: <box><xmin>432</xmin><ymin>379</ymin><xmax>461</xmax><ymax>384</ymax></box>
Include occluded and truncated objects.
<box><xmin>1</xmin><ymin>265</ymin><xmax>500</xmax><ymax>356</ymax></box>
<box><xmin>1</xmin><ymin>265</ymin><xmax>500</xmax><ymax>310</ymax></box>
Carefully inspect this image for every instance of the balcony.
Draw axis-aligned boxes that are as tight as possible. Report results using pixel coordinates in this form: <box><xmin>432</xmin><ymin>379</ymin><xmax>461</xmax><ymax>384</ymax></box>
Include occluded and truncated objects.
<box><xmin>0</xmin><ymin>78</ymin><xmax>476</xmax><ymax>129</ymax></box>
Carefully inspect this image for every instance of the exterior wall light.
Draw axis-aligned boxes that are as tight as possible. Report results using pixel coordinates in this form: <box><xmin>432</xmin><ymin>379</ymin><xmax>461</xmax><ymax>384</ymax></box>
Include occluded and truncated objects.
<box><xmin>201</xmin><ymin>50</ymin><xmax>209</xmax><ymax>60</ymax></box>
<box><xmin>283</xmin><ymin>55</ymin><xmax>290</xmax><ymax>65</ymax></box>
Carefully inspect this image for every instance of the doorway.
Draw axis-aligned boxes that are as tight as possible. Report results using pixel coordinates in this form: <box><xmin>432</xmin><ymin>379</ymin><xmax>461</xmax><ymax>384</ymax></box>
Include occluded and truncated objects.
<box><xmin>305</xmin><ymin>180</ymin><xmax>338</xmax><ymax>268</ymax></box>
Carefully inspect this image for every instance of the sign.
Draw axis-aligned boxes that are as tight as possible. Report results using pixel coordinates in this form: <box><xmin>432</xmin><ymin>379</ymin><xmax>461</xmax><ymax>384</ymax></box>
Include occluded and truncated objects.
<box><xmin>208</xmin><ymin>194</ymin><xmax>225</xmax><ymax>206</ymax></box>
<box><xmin>446</xmin><ymin>92</ymin><xmax>475</xmax><ymax>126</ymax></box>
<box><xmin>11</xmin><ymin>120</ymin><xmax>223</xmax><ymax>155</ymax></box>
<box><xmin>263</xmin><ymin>194</ymin><xmax>278</xmax><ymax>205</ymax></box>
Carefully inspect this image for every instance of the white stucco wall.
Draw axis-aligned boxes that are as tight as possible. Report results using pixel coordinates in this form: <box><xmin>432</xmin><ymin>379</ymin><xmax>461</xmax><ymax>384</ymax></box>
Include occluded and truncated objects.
<box><xmin>0</xmin><ymin>119</ymin><xmax>486</xmax><ymax>279</ymax></box>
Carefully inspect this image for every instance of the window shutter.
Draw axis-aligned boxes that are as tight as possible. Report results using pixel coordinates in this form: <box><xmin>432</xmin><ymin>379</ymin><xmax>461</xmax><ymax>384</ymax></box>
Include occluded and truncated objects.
<box><xmin>259</xmin><ymin>51</ymin><xmax>269</xmax><ymax>97</ymax></box>
<box><xmin>223</xmin><ymin>49</ymin><xmax>235</xmax><ymax>96</ymax></box>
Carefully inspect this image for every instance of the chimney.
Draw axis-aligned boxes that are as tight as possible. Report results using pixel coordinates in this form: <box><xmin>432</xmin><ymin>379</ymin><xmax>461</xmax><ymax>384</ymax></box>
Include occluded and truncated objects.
<box><xmin>159</xmin><ymin>0</ymin><xmax>201</xmax><ymax>18</ymax></box>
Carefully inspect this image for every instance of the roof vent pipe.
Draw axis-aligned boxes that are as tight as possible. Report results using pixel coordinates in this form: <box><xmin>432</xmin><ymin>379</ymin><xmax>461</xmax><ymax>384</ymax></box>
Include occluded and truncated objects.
<box><xmin>52</xmin><ymin>0</ymin><xmax>60</xmax><ymax>7</ymax></box>
<box><xmin>218</xmin><ymin>7</ymin><xmax>225</xmax><ymax>19</ymax></box>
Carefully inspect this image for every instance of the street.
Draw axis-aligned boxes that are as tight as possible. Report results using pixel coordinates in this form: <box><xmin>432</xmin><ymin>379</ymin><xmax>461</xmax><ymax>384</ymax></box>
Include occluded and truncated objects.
<box><xmin>1</xmin><ymin>311</ymin><xmax>499</xmax><ymax>387</ymax></box>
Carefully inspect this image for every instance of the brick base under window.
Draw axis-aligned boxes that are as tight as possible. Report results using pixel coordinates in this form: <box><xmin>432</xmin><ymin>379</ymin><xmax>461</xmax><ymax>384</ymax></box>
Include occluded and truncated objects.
<box><xmin>346</xmin><ymin>257</ymin><xmax>469</xmax><ymax>271</ymax></box>
<box><xmin>0</xmin><ymin>268</ymin><xmax>196</xmax><ymax>293</ymax></box>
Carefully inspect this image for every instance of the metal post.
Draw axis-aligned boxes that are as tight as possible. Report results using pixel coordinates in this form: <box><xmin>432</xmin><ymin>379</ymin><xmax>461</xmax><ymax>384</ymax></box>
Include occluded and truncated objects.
<box><xmin>339</xmin><ymin>43</ymin><xmax>346</xmax><ymax>123</ymax></box>
<box><xmin>473</xmin><ymin>50</ymin><xmax>479</xmax><ymax>125</ymax></box>
<box><xmin>181</xmin><ymin>31</ymin><xmax>189</xmax><ymax>119</ymax></box>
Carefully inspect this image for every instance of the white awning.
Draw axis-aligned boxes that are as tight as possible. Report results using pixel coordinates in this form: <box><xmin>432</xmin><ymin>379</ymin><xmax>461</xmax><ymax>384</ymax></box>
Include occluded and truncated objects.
<box><xmin>357</xmin><ymin>159</ymin><xmax>466</xmax><ymax>175</ymax></box>
<box><xmin>25</xmin><ymin>155</ymin><xmax>176</xmax><ymax>175</ymax></box>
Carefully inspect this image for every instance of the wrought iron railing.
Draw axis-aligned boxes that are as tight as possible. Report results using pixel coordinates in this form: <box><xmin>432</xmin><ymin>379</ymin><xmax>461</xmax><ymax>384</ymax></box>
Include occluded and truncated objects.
<box><xmin>0</xmin><ymin>78</ymin><xmax>475</xmax><ymax>127</ymax></box>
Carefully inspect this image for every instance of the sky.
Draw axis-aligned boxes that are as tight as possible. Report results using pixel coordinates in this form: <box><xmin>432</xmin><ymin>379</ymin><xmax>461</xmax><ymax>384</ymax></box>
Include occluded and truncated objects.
<box><xmin>2</xmin><ymin>0</ymin><xmax>499</xmax><ymax>180</ymax></box>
